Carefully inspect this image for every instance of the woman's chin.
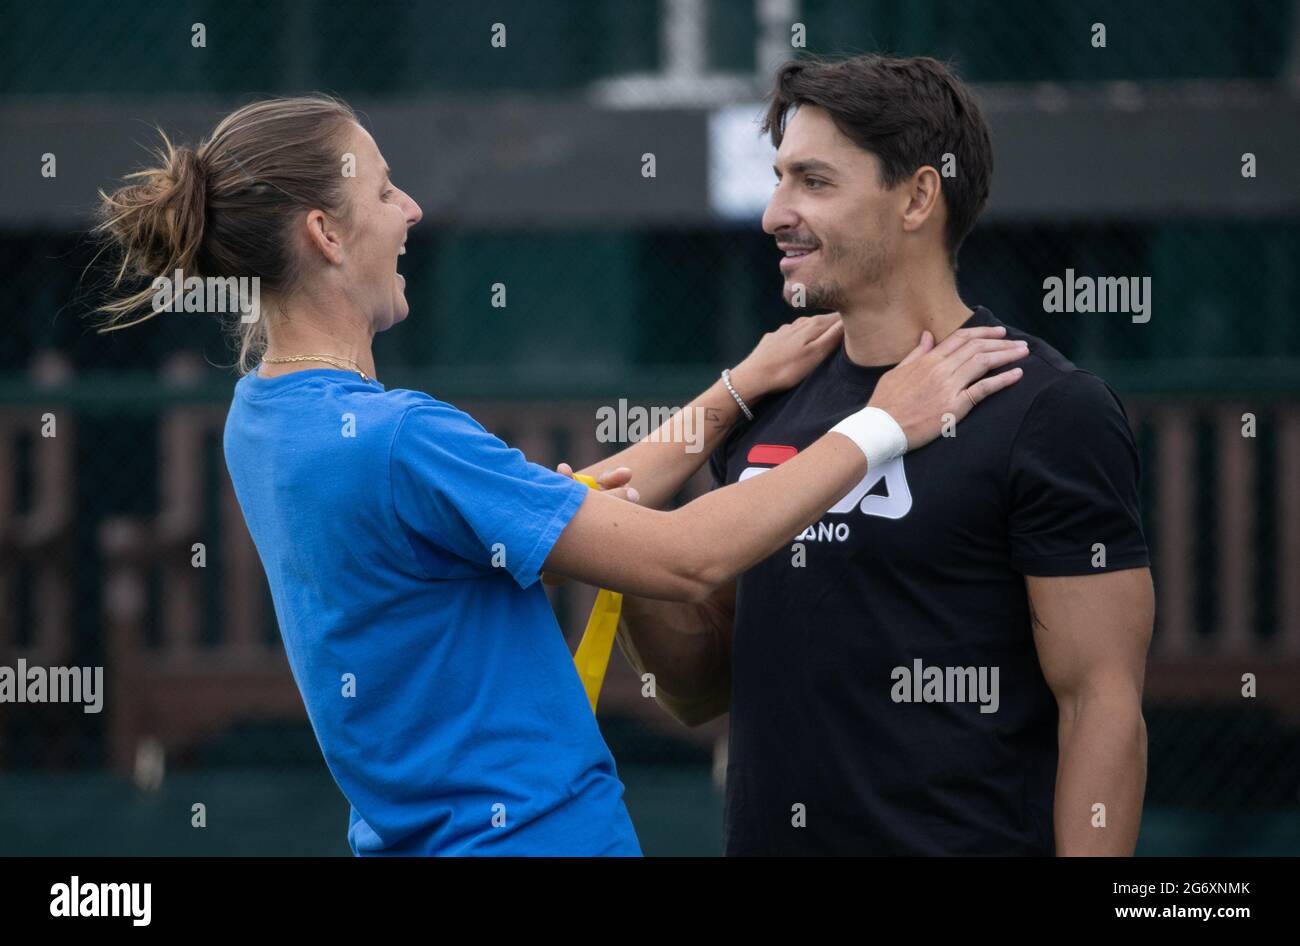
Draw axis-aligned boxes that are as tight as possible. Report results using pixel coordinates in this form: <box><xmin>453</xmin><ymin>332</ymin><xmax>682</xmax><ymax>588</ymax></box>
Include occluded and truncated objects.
<box><xmin>393</xmin><ymin>277</ymin><xmax>410</xmax><ymax>322</ymax></box>
<box><xmin>373</xmin><ymin>300</ymin><xmax>409</xmax><ymax>333</ymax></box>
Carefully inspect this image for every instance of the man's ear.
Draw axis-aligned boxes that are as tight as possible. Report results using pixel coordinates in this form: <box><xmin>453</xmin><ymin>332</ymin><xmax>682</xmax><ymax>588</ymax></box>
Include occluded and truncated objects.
<box><xmin>303</xmin><ymin>208</ymin><xmax>346</xmax><ymax>266</ymax></box>
<box><xmin>900</xmin><ymin>165</ymin><xmax>943</xmax><ymax>235</ymax></box>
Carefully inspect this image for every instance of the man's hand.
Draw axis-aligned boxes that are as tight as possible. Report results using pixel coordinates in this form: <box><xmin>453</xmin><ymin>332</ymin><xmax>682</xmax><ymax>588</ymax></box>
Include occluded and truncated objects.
<box><xmin>542</xmin><ymin>462</ymin><xmax>640</xmax><ymax>587</ymax></box>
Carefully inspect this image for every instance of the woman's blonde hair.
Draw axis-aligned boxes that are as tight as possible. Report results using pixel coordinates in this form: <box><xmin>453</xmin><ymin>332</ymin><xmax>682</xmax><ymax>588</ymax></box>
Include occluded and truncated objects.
<box><xmin>91</xmin><ymin>94</ymin><xmax>359</xmax><ymax>373</ymax></box>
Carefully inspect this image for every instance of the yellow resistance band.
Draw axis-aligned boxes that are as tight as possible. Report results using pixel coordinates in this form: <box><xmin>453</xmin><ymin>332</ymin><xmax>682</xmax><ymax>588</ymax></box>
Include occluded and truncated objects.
<box><xmin>569</xmin><ymin>473</ymin><xmax>623</xmax><ymax>713</ymax></box>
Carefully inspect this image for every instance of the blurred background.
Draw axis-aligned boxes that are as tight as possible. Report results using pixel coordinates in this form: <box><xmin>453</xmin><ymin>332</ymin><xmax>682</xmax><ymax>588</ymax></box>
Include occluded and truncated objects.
<box><xmin>1</xmin><ymin>0</ymin><xmax>1298</xmax><ymax>855</ymax></box>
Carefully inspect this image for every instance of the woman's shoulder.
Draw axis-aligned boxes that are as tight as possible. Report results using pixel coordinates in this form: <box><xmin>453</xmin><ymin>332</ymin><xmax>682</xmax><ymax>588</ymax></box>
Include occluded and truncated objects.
<box><xmin>384</xmin><ymin>387</ymin><xmax>468</xmax><ymax>422</ymax></box>
<box><xmin>382</xmin><ymin>389</ymin><xmax>490</xmax><ymax>444</ymax></box>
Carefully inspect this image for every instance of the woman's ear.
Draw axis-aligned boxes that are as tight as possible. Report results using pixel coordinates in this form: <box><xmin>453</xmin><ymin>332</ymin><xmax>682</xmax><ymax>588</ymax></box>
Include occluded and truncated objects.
<box><xmin>303</xmin><ymin>208</ymin><xmax>346</xmax><ymax>266</ymax></box>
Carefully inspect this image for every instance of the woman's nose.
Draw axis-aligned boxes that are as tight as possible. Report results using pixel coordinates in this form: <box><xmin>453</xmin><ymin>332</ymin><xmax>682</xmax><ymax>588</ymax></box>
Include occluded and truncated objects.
<box><xmin>404</xmin><ymin>192</ymin><xmax>423</xmax><ymax>226</ymax></box>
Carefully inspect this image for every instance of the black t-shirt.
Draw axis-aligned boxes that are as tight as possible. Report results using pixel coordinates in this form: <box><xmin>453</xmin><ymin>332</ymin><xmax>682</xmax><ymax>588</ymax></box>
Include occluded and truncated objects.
<box><xmin>708</xmin><ymin>306</ymin><xmax>1149</xmax><ymax>856</ymax></box>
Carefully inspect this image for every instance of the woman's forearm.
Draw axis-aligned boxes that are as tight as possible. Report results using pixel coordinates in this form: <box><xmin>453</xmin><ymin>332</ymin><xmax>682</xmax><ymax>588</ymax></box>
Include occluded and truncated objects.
<box><xmin>573</xmin><ymin>314</ymin><xmax>850</xmax><ymax>508</ymax></box>
<box><xmin>576</xmin><ymin>368</ymin><xmax>761</xmax><ymax>510</ymax></box>
<box><xmin>548</xmin><ymin>428</ymin><xmax>868</xmax><ymax>601</ymax></box>
<box><xmin>664</xmin><ymin>430</ymin><xmax>867</xmax><ymax>590</ymax></box>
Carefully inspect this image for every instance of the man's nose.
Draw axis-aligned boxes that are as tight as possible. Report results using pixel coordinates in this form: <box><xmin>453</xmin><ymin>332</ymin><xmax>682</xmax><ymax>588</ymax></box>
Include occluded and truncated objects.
<box><xmin>762</xmin><ymin>188</ymin><xmax>798</xmax><ymax>236</ymax></box>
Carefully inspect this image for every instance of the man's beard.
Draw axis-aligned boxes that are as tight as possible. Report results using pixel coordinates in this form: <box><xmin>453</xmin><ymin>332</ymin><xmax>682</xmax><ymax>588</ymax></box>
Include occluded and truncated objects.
<box><xmin>796</xmin><ymin>278</ymin><xmax>847</xmax><ymax>311</ymax></box>
<box><xmin>785</xmin><ymin>236</ymin><xmax>888</xmax><ymax>311</ymax></box>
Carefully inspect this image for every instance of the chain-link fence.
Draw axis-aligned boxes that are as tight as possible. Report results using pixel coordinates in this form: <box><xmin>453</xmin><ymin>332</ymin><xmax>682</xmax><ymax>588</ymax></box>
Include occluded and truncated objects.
<box><xmin>1</xmin><ymin>0</ymin><xmax>1298</xmax><ymax>855</ymax></box>
<box><xmin>2</xmin><ymin>0</ymin><xmax>1293</xmax><ymax>94</ymax></box>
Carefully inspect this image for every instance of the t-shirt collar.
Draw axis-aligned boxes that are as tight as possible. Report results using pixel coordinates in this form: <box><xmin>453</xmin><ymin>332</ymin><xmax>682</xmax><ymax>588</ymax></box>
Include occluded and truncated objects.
<box><xmin>829</xmin><ymin>305</ymin><xmax>999</xmax><ymax>388</ymax></box>
<box><xmin>240</xmin><ymin>365</ymin><xmax>385</xmax><ymax>397</ymax></box>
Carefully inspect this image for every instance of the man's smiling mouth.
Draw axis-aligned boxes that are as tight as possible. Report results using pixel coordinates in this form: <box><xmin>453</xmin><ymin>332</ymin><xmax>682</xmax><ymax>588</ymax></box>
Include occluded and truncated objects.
<box><xmin>778</xmin><ymin>246</ymin><xmax>819</xmax><ymax>270</ymax></box>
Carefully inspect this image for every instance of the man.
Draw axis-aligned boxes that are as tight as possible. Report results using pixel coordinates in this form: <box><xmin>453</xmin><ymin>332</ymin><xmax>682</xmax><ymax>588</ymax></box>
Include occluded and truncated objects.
<box><xmin>612</xmin><ymin>55</ymin><xmax>1154</xmax><ymax>855</ymax></box>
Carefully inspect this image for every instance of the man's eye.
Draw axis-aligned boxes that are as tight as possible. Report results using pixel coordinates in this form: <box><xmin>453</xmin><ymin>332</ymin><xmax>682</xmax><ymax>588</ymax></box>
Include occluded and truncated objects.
<box><xmin>805</xmin><ymin>178</ymin><xmax>826</xmax><ymax>189</ymax></box>
<box><xmin>383</xmin><ymin>188</ymin><xmax>395</xmax><ymax>198</ymax></box>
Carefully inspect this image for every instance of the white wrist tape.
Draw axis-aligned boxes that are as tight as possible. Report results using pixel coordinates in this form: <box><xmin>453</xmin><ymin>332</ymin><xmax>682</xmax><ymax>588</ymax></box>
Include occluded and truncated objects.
<box><xmin>829</xmin><ymin>406</ymin><xmax>908</xmax><ymax>469</ymax></box>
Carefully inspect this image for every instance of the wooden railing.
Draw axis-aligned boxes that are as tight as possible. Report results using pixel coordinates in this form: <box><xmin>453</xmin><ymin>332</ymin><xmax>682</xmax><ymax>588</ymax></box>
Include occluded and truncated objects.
<box><xmin>3</xmin><ymin>357</ymin><xmax>1297</xmax><ymax>771</ymax></box>
<box><xmin>99</xmin><ymin>356</ymin><xmax>297</xmax><ymax>773</ymax></box>
<box><xmin>0</xmin><ymin>355</ymin><xmax>77</xmax><ymax>767</ymax></box>
<box><xmin>1131</xmin><ymin>402</ymin><xmax>1300</xmax><ymax>712</ymax></box>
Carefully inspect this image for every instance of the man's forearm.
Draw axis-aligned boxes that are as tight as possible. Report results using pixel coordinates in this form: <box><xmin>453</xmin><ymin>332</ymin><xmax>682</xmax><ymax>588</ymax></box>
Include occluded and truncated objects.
<box><xmin>577</xmin><ymin>371</ymin><xmax>758</xmax><ymax>510</ymax></box>
<box><xmin>1054</xmin><ymin>694</ymin><xmax>1147</xmax><ymax>855</ymax></box>
<box><xmin>616</xmin><ymin>593</ymin><xmax>731</xmax><ymax>726</ymax></box>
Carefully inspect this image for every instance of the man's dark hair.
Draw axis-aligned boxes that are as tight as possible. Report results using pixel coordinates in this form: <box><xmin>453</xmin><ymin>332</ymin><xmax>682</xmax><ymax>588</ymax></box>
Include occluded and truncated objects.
<box><xmin>762</xmin><ymin>54</ymin><xmax>993</xmax><ymax>264</ymax></box>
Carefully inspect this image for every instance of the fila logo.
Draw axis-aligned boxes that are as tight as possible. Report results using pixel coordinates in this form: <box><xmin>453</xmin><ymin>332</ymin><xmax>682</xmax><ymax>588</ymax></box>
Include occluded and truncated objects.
<box><xmin>738</xmin><ymin>443</ymin><xmax>912</xmax><ymax>519</ymax></box>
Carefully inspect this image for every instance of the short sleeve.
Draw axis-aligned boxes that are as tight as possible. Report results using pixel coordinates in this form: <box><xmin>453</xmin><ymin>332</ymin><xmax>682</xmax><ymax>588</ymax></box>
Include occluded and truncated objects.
<box><xmin>389</xmin><ymin>403</ymin><xmax>588</xmax><ymax>589</ymax></box>
<box><xmin>1007</xmin><ymin>371</ymin><xmax>1149</xmax><ymax>576</ymax></box>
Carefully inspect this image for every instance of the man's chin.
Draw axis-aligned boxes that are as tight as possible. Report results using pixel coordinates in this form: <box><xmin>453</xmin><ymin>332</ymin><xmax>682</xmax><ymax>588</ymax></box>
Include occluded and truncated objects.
<box><xmin>782</xmin><ymin>281</ymin><xmax>838</xmax><ymax>311</ymax></box>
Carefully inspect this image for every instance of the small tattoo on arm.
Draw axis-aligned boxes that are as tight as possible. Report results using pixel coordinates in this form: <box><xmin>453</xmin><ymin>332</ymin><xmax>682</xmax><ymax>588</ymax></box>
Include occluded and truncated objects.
<box><xmin>1029</xmin><ymin>600</ymin><xmax>1050</xmax><ymax>635</ymax></box>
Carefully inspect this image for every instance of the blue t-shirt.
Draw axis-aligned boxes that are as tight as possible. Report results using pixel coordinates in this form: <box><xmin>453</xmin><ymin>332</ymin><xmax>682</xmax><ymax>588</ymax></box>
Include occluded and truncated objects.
<box><xmin>222</xmin><ymin>367</ymin><xmax>641</xmax><ymax>856</ymax></box>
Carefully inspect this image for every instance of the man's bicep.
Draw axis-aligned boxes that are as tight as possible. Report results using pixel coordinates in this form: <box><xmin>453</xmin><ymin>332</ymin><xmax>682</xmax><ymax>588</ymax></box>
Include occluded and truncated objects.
<box><xmin>700</xmin><ymin>576</ymin><xmax>737</xmax><ymax>650</ymax></box>
<box><xmin>671</xmin><ymin>578</ymin><xmax>736</xmax><ymax>724</ymax></box>
<box><xmin>1026</xmin><ymin>569</ymin><xmax>1154</xmax><ymax>705</ymax></box>
<box><xmin>616</xmin><ymin>577</ymin><xmax>736</xmax><ymax>726</ymax></box>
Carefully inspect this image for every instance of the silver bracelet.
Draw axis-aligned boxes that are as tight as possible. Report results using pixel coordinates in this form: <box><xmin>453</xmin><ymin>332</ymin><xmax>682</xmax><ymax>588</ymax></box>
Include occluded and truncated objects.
<box><xmin>721</xmin><ymin>368</ymin><xmax>754</xmax><ymax>421</ymax></box>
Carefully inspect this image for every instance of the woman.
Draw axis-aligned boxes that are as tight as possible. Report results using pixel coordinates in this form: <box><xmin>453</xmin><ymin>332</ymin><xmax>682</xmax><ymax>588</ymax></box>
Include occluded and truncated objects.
<box><xmin>93</xmin><ymin>95</ymin><xmax>1026</xmax><ymax>855</ymax></box>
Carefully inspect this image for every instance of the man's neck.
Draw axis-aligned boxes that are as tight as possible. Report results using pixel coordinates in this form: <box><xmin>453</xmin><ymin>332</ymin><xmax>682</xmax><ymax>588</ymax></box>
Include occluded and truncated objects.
<box><xmin>838</xmin><ymin>266</ymin><xmax>974</xmax><ymax>368</ymax></box>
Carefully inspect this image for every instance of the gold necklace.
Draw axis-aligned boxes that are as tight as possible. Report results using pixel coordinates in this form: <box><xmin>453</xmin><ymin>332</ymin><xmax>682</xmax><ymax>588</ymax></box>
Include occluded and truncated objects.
<box><xmin>261</xmin><ymin>353</ymin><xmax>373</xmax><ymax>382</ymax></box>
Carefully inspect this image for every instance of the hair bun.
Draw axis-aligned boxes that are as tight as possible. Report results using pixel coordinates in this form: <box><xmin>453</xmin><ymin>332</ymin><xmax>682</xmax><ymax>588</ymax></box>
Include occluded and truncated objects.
<box><xmin>92</xmin><ymin>129</ymin><xmax>209</xmax><ymax>311</ymax></box>
<box><xmin>90</xmin><ymin>95</ymin><xmax>358</xmax><ymax>364</ymax></box>
<box><xmin>173</xmin><ymin>145</ymin><xmax>207</xmax><ymax>193</ymax></box>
